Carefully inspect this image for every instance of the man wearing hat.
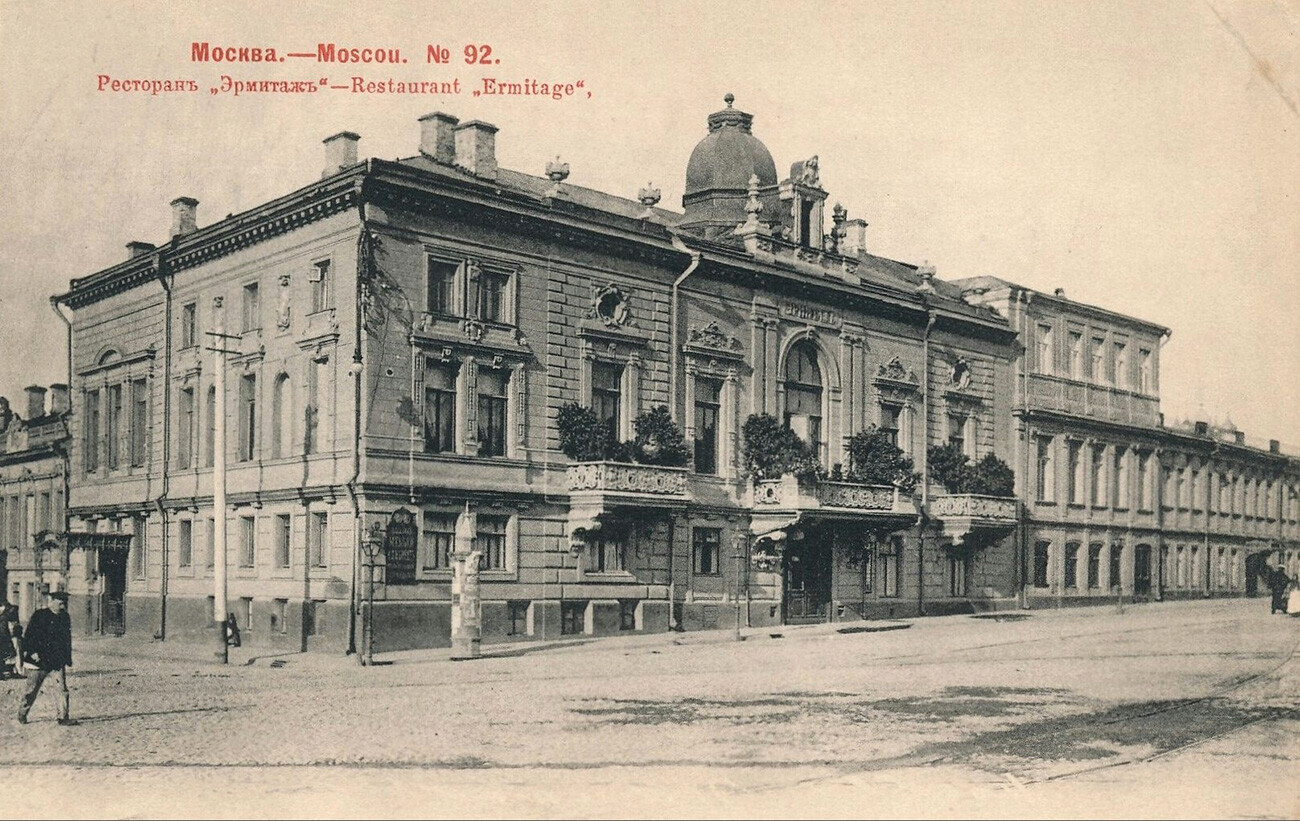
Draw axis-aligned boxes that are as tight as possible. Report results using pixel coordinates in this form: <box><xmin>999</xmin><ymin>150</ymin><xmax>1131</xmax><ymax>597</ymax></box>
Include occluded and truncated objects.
<box><xmin>18</xmin><ymin>590</ymin><xmax>75</xmax><ymax>726</ymax></box>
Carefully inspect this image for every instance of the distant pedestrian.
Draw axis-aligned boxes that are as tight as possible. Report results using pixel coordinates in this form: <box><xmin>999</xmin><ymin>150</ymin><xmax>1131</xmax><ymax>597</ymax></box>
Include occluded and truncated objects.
<box><xmin>1287</xmin><ymin>574</ymin><xmax>1300</xmax><ymax>617</ymax></box>
<box><xmin>17</xmin><ymin>591</ymin><xmax>76</xmax><ymax>726</ymax></box>
<box><xmin>0</xmin><ymin>598</ymin><xmax>21</xmax><ymax>679</ymax></box>
<box><xmin>1266</xmin><ymin>565</ymin><xmax>1291</xmax><ymax>615</ymax></box>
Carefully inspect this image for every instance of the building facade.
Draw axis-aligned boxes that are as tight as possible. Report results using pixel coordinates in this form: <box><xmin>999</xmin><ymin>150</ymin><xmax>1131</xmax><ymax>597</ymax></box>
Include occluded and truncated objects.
<box><xmin>0</xmin><ymin>386</ymin><xmax>70</xmax><ymax>623</ymax></box>
<box><xmin>53</xmin><ymin>98</ymin><xmax>1026</xmax><ymax>653</ymax></box>
<box><xmin>957</xmin><ymin>278</ymin><xmax>1300</xmax><ymax>605</ymax></box>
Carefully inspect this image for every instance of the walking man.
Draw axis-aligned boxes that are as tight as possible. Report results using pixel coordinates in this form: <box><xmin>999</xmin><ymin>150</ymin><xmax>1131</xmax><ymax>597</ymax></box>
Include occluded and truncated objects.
<box><xmin>0</xmin><ymin>597</ymin><xmax>21</xmax><ymax>679</ymax></box>
<box><xmin>17</xmin><ymin>590</ymin><xmax>76</xmax><ymax>726</ymax></box>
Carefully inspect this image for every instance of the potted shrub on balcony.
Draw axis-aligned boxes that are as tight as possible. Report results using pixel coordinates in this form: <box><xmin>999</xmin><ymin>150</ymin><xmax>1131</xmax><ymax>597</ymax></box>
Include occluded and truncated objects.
<box><xmin>557</xmin><ymin>403</ymin><xmax>688</xmax><ymax>466</ymax></box>
<box><xmin>741</xmin><ymin>414</ymin><xmax>823</xmax><ymax>482</ymax></box>
<box><xmin>846</xmin><ymin>426</ymin><xmax>920</xmax><ymax>494</ymax></box>
<box><xmin>926</xmin><ymin>444</ymin><xmax>1015</xmax><ymax>496</ymax></box>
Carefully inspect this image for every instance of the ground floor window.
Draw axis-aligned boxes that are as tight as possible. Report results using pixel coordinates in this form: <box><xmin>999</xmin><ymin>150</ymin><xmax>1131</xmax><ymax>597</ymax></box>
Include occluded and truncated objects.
<box><xmin>878</xmin><ymin>537</ymin><xmax>901</xmax><ymax>597</ymax></box>
<box><xmin>422</xmin><ymin>512</ymin><xmax>456</xmax><ymax>572</ymax></box>
<box><xmin>948</xmin><ymin>552</ymin><xmax>969</xmax><ymax>597</ymax></box>
<box><xmin>692</xmin><ymin>527</ymin><xmax>721</xmax><ymax>575</ymax></box>
<box><xmin>507</xmin><ymin>600</ymin><xmax>529</xmax><ymax>636</ymax></box>
<box><xmin>1064</xmin><ymin>543</ymin><xmax>1079</xmax><ymax>589</ymax></box>
<box><xmin>476</xmin><ymin>515</ymin><xmax>509</xmax><ymax>571</ymax></box>
<box><xmin>1087</xmin><ymin>544</ymin><xmax>1102</xmax><ymax>589</ymax></box>
<box><xmin>590</xmin><ymin>530</ymin><xmax>626</xmax><ymax>573</ymax></box>
<box><xmin>1109</xmin><ymin>545</ymin><xmax>1123</xmax><ymax>591</ymax></box>
<box><xmin>1033</xmin><ymin>542</ymin><xmax>1050</xmax><ymax>588</ymax></box>
<box><xmin>561</xmin><ymin>600</ymin><xmax>586</xmax><ymax>635</ymax></box>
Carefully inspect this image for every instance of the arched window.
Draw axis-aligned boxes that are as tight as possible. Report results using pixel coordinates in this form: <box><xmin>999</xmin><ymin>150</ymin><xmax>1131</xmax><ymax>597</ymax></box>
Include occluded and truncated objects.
<box><xmin>783</xmin><ymin>340</ymin><xmax>822</xmax><ymax>457</ymax></box>
<box><xmin>271</xmin><ymin>374</ymin><xmax>292</xmax><ymax>458</ymax></box>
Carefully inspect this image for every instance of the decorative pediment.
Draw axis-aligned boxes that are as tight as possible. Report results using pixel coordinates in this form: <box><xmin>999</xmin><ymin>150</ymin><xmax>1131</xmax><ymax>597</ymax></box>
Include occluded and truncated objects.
<box><xmin>683</xmin><ymin>321</ymin><xmax>745</xmax><ymax>365</ymax></box>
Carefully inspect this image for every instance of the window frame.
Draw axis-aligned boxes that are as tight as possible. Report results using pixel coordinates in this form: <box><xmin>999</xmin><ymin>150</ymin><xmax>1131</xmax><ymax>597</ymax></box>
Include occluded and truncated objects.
<box><xmin>692</xmin><ymin>527</ymin><xmax>721</xmax><ymax>576</ymax></box>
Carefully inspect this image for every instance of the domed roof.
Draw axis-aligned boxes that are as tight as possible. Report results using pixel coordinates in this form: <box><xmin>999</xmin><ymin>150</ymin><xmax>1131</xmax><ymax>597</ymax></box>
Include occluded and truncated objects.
<box><xmin>684</xmin><ymin>94</ymin><xmax>778</xmax><ymax>197</ymax></box>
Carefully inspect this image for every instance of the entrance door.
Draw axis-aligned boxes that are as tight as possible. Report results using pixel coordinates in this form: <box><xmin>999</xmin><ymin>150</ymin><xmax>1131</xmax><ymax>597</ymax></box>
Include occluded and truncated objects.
<box><xmin>1134</xmin><ymin>544</ymin><xmax>1152</xmax><ymax>596</ymax></box>
<box><xmin>783</xmin><ymin>538</ymin><xmax>832</xmax><ymax>624</ymax></box>
<box><xmin>100</xmin><ymin>549</ymin><xmax>127</xmax><ymax>636</ymax></box>
<box><xmin>1244</xmin><ymin>553</ymin><xmax>1265</xmax><ymax>596</ymax></box>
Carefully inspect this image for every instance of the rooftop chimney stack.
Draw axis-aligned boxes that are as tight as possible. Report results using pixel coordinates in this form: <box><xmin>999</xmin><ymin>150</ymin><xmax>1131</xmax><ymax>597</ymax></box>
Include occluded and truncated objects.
<box><xmin>839</xmin><ymin>218</ymin><xmax>868</xmax><ymax>256</ymax></box>
<box><xmin>1194</xmin><ymin>420</ymin><xmax>1209</xmax><ymax>436</ymax></box>
<box><xmin>322</xmin><ymin>131</ymin><xmax>361</xmax><ymax>178</ymax></box>
<box><xmin>1054</xmin><ymin>287</ymin><xmax>1066</xmax><ymax>298</ymax></box>
<box><xmin>454</xmin><ymin>120</ymin><xmax>498</xmax><ymax>179</ymax></box>
<box><xmin>170</xmin><ymin>197</ymin><xmax>199</xmax><ymax>237</ymax></box>
<box><xmin>49</xmin><ymin>384</ymin><xmax>70</xmax><ymax>416</ymax></box>
<box><xmin>1270</xmin><ymin>439</ymin><xmax>1280</xmax><ymax>453</ymax></box>
<box><xmin>419</xmin><ymin>112</ymin><xmax>459</xmax><ymax>164</ymax></box>
<box><xmin>127</xmin><ymin>241</ymin><xmax>156</xmax><ymax>260</ymax></box>
<box><xmin>23</xmin><ymin>385</ymin><xmax>46</xmax><ymax>420</ymax></box>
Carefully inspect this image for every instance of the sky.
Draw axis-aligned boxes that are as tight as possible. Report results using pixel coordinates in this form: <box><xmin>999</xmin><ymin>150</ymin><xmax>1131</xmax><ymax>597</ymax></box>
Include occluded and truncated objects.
<box><xmin>1</xmin><ymin>0</ymin><xmax>1297</xmax><ymax>448</ymax></box>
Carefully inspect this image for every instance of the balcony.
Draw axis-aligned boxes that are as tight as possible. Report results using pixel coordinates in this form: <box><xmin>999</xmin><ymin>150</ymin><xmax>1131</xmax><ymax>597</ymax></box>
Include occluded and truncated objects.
<box><xmin>748</xmin><ymin>474</ymin><xmax>919</xmax><ymax>538</ymax></box>
<box><xmin>566</xmin><ymin>461</ymin><xmax>689</xmax><ymax>544</ymax></box>
<box><xmin>931</xmin><ymin>493</ymin><xmax>1018</xmax><ymax>546</ymax></box>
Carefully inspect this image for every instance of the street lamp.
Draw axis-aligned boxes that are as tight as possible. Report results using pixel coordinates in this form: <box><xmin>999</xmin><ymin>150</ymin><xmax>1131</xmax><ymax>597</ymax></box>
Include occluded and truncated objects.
<box><xmin>360</xmin><ymin>520</ymin><xmax>385</xmax><ymax>667</ymax></box>
<box><xmin>732</xmin><ymin>532</ymin><xmax>748</xmax><ymax>642</ymax></box>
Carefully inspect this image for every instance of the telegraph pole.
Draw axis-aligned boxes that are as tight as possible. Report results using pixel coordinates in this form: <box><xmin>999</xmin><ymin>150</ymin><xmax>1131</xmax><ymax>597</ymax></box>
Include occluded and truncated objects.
<box><xmin>209</xmin><ymin>296</ymin><xmax>235</xmax><ymax>664</ymax></box>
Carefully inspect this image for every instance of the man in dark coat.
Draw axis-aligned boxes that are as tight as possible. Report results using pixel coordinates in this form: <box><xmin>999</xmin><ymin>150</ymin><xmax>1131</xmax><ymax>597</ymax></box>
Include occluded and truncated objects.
<box><xmin>18</xmin><ymin>591</ymin><xmax>75</xmax><ymax>725</ymax></box>
<box><xmin>1268</xmin><ymin>565</ymin><xmax>1291</xmax><ymax>614</ymax></box>
<box><xmin>0</xmin><ymin>598</ymin><xmax>21</xmax><ymax>678</ymax></box>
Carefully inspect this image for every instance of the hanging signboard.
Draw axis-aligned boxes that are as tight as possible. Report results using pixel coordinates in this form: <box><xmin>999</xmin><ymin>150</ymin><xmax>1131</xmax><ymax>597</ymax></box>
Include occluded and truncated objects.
<box><xmin>385</xmin><ymin>508</ymin><xmax>418</xmax><ymax>586</ymax></box>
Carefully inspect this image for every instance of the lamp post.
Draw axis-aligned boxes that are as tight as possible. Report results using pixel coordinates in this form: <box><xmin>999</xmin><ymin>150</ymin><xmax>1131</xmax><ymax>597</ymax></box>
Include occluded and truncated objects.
<box><xmin>360</xmin><ymin>520</ymin><xmax>385</xmax><ymax>667</ymax></box>
<box><xmin>207</xmin><ymin>296</ymin><xmax>238</xmax><ymax>665</ymax></box>
<box><xmin>732</xmin><ymin>532</ymin><xmax>748</xmax><ymax>642</ymax></box>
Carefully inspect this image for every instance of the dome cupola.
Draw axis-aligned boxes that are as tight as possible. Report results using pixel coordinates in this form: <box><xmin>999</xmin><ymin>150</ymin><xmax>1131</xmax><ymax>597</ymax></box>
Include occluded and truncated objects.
<box><xmin>681</xmin><ymin>94</ymin><xmax>781</xmax><ymax>236</ymax></box>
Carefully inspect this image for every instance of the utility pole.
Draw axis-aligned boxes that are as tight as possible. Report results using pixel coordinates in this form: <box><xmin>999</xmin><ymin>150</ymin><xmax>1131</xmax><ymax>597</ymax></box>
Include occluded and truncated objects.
<box><xmin>208</xmin><ymin>296</ymin><xmax>236</xmax><ymax>665</ymax></box>
<box><xmin>732</xmin><ymin>532</ymin><xmax>747</xmax><ymax>641</ymax></box>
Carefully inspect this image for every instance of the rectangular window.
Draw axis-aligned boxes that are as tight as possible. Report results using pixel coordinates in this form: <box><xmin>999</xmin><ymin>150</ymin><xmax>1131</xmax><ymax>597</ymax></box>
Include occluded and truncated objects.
<box><xmin>591</xmin><ymin>531</ymin><xmax>626</xmax><ymax>573</ymax></box>
<box><xmin>308</xmin><ymin>511</ymin><xmax>328</xmax><ymax>568</ymax></box>
<box><xmin>560</xmin><ymin>600</ymin><xmax>586</xmax><ymax>635</ymax></box>
<box><xmin>309</xmin><ymin>260</ymin><xmax>331</xmax><ymax>313</ymax></box>
<box><xmin>1064</xmin><ymin>543</ymin><xmax>1079</xmax><ymax>589</ymax></box>
<box><xmin>1191</xmin><ymin>470</ymin><xmax>1202</xmax><ymax>512</ymax></box>
<box><xmin>879</xmin><ymin>404</ymin><xmax>901</xmax><ymax>449</ymax></box>
<box><xmin>270</xmin><ymin>599</ymin><xmax>288</xmax><ymax>634</ymax></box>
<box><xmin>274</xmin><ymin>514</ymin><xmax>291</xmax><ymax>569</ymax></box>
<box><xmin>948</xmin><ymin>414</ymin><xmax>967</xmax><ymax>455</ymax></box>
<box><xmin>507</xmin><ymin>601</ymin><xmax>529</xmax><ymax>636</ymax></box>
<box><xmin>1113</xmin><ymin>447</ymin><xmax>1129</xmax><ymax>508</ymax></box>
<box><xmin>421</xmin><ymin>512</ymin><xmax>455</xmax><ymax>571</ymax></box>
<box><xmin>177</xmin><ymin>387</ymin><xmax>194</xmax><ymax>469</ymax></box>
<box><xmin>131</xmin><ymin>519</ymin><xmax>147</xmax><ymax>580</ymax></box>
<box><xmin>305</xmin><ymin>600</ymin><xmax>325</xmax><ymax>637</ymax></box>
<box><xmin>694</xmin><ymin>379</ymin><xmax>721</xmax><ymax>475</ymax></box>
<box><xmin>591</xmin><ymin>362</ymin><xmax>622</xmax><ymax>431</ymax></box>
<box><xmin>1110</xmin><ymin>545</ymin><xmax>1123</xmax><ymax>590</ymax></box>
<box><xmin>84</xmin><ymin>389</ymin><xmax>100</xmax><ymax>472</ymax></box>
<box><xmin>238</xmin><ymin>374</ymin><xmax>257</xmax><ymax>462</ymax></box>
<box><xmin>179</xmin><ymin>520</ymin><xmax>193</xmax><ymax>568</ymax></box>
<box><xmin>1087</xmin><ymin>543</ymin><xmax>1102</xmax><ymax>589</ymax></box>
<box><xmin>948</xmin><ymin>553</ymin><xmax>968</xmax><ymax>597</ymax></box>
<box><xmin>1067</xmin><ymin>441</ymin><xmax>1083</xmax><ymax>505</ymax></box>
<box><xmin>204</xmin><ymin>387</ymin><xmax>216</xmax><ymax>468</ymax></box>
<box><xmin>205</xmin><ymin>518</ymin><xmax>215</xmax><ymax>569</ymax></box>
<box><xmin>105</xmin><ymin>384</ymin><xmax>123</xmax><ymax>470</ymax></box>
<box><xmin>181</xmin><ymin>302</ymin><xmax>197</xmax><ymax>348</ymax></box>
<box><xmin>1176</xmin><ymin>546</ymin><xmax>1187</xmax><ymax>587</ymax></box>
<box><xmin>1033</xmin><ymin>542</ymin><xmax>1050</xmax><ymax>588</ymax></box>
<box><xmin>239</xmin><ymin>516</ymin><xmax>256</xmax><ymax>568</ymax></box>
<box><xmin>1090</xmin><ymin>445</ymin><xmax>1106</xmax><ymax>507</ymax></box>
<box><xmin>1036</xmin><ymin>324</ymin><xmax>1054</xmax><ymax>374</ymax></box>
<box><xmin>1138</xmin><ymin>349</ymin><xmax>1153</xmax><ymax>393</ymax></box>
<box><xmin>130</xmin><ymin>378</ymin><xmax>148</xmax><ymax>467</ymax></box>
<box><xmin>692</xmin><ymin>528</ymin><xmax>721</xmax><ymax>575</ymax></box>
<box><xmin>239</xmin><ymin>597</ymin><xmax>253</xmax><ymax>631</ymax></box>
<box><xmin>423</xmin><ymin>360</ymin><xmax>458</xmax><ymax>454</ymax></box>
<box><xmin>241</xmin><ymin>282</ymin><xmax>260</xmax><ymax>332</ymax></box>
<box><xmin>36</xmin><ymin>493</ymin><xmax>51</xmax><ymax>532</ymax></box>
<box><xmin>1138</xmin><ymin>453</ymin><xmax>1152</xmax><ymax>510</ymax></box>
<box><xmin>879</xmin><ymin>537</ymin><xmax>901</xmax><ymax>597</ymax></box>
<box><xmin>426</xmin><ymin>258</ymin><xmax>459</xmax><ymax>315</ymax></box>
<box><xmin>1112</xmin><ymin>342</ymin><xmax>1128</xmax><ymax>389</ymax></box>
<box><xmin>476</xmin><ymin>369</ymin><xmax>508</xmax><ymax>458</ymax></box>
<box><xmin>305</xmin><ymin>358</ymin><xmax>326</xmax><ymax>455</ymax></box>
<box><xmin>475</xmin><ymin>270</ymin><xmax>511</xmax><ymax>323</ymax></box>
<box><xmin>1068</xmin><ymin>331</ymin><xmax>1083</xmax><ymax>379</ymax></box>
<box><xmin>1090</xmin><ymin>337</ymin><xmax>1105</xmax><ymax>382</ymax></box>
<box><xmin>476</xmin><ymin>515</ymin><xmax>508</xmax><ymax>571</ymax></box>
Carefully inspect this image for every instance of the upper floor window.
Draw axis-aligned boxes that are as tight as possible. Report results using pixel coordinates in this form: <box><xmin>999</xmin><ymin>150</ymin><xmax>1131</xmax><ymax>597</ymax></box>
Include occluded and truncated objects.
<box><xmin>238</xmin><ymin>516</ymin><xmax>256</xmax><ymax>567</ymax></box>
<box><xmin>1112</xmin><ymin>342</ymin><xmax>1128</xmax><ymax>389</ymax></box>
<box><xmin>474</xmin><ymin>269</ymin><xmax>511</xmax><ymax>324</ymax></box>
<box><xmin>694</xmin><ymin>378</ymin><xmax>721</xmax><ymax>475</ymax></box>
<box><xmin>204</xmin><ymin>385</ymin><xmax>216</xmax><ymax>468</ymax></box>
<box><xmin>308</xmin><ymin>511</ymin><xmax>329</xmax><ymax>569</ymax></box>
<box><xmin>241</xmin><ymin>282</ymin><xmax>260</xmax><ymax>332</ymax></box>
<box><xmin>423</xmin><ymin>360</ymin><xmax>459</xmax><ymax>454</ymax></box>
<box><xmin>177</xmin><ymin>387</ymin><xmax>195</xmax><ymax>470</ymax></box>
<box><xmin>1068</xmin><ymin>331</ymin><xmax>1083</xmax><ymax>379</ymax></box>
<box><xmin>1138</xmin><ymin>452</ymin><xmax>1152</xmax><ymax>510</ymax></box>
<box><xmin>1035</xmin><ymin>436</ymin><xmax>1054</xmax><ymax>503</ymax></box>
<box><xmin>130</xmin><ymin>378</ymin><xmax>148</xmax><ymax>467</ymax></box>
<box><xmin>105</xmin><ymin>384</ymin><xmax>123</xmax><ymax>471</ymax></box>
<box><xmin>427</xmin><ymin>258</ymin><xmax>460</xmax><ymax>315</ymax></box>
<box><xmin>783</xmin><ymin>341</ymin><xmax>822</xmax><ymax>456</ymax></box>
<box><xmin>880</xmin><ymin>404</ymin><xmax>901</xmax><ymax>449</ymax></box>
<box><xmin>1090</xmin><ymin>337</ymin><xmax>1105</xmax><ymax>382</ymax></box>
<box><xmin>238</xmin><ymin>373</ymin><xmax>257</xmax><ymax>462</ymax></box>
<box><xmin>271</xmin><ymin>374</ymin><xmax>292</xmax><ymax>459</ymax></box>
<box><xmin>592</xmin><ymin>362</ymin><xmax>623</xmax><ymax>433</ymax></box>
<box><xmin>181</xmin><ymin>302</ymin><xmax>198</xmax><ymax>348</ymax></box>
<box><xmin>84</xmin><ymin>389</ymin><xmax>101</xmax><ymax>472</ymax></box>
<box><xmin>1090</xmin><ymin>444</ymin><xmax>1106</xmax><ymax>507</ymax></box>
<box><xmin>1036</xmin><ymin>324</ymin><xmax>1054</xmax><ymax>374</ymax></box>
<box><xmin>1067</xmin><ymin>441</ymin><xmax>1084</xmax><ymax>505</ymax></box>
<box><xmin>476</xmin><ymin>369</ymin><xmax>508</xmax><ymax>458</ymax></box>
<box><xmin>309</xmin><ymin>260</ymin><xmax>332</xmax><ymax>313</ymax></box>
<box><xmin>948</xmin><ymin>413</ymin><xmax>968</xmax><ymax>457</ymax></box>
<box><xmin>1138</xmin><ymin>349</ymin><xmax>1153</xmax><ymax>393</ymax></box>
<box><xmin>1113</xmin><ymin>447</ymin><xmax>1129</xmax><ymax>508</ymax></box>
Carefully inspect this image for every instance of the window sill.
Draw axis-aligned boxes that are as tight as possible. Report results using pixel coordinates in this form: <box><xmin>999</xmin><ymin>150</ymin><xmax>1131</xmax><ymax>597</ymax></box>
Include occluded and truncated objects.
<box><xmin>585</xmin><ymin>571</ymin><xmax>636</xmax><ymax>580</ymax></box>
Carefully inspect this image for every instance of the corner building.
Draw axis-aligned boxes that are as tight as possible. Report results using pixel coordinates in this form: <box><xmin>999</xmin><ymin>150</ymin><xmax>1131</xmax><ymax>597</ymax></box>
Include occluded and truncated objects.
<box><xmin>55</xmin><ymin>98</ymin><xmax>1024</xmax><ymax>652</ymax></box>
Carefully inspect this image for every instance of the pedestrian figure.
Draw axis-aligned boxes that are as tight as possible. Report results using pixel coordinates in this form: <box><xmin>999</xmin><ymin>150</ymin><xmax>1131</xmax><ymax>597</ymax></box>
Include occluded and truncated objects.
<box><xmin>1266</xmin><ymin>564</ymin><xmax>1291</xmax><ymax>615</ymax></box>
<box><xmin>1287</xmin><ymin>574</ymin><xmax>1300</xmax><ymax>617</ymax></box>
<box><xmin>0</xmin><ymin>598</ymin><xmax>21</xmax><ymax>679</ymax></box>
<box><xmin>17</xmin><ymin>591</ymin><xmax>76</xmax><ymax>725</ymax></box>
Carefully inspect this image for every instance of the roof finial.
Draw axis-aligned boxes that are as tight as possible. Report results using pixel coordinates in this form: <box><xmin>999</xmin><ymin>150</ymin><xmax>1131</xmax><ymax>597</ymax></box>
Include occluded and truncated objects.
<box><xmin>724</xmin><ymin>93</ymin><xmax>735</xmax><ymax>108</ymax></box>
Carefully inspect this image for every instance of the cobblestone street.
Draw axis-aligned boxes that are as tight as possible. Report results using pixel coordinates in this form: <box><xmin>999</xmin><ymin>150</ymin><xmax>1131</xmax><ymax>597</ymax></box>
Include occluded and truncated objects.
<box><xmin>2</xmin><ymin>599</ymin><xmax>1297</xmax><ymax>819</ymax></box>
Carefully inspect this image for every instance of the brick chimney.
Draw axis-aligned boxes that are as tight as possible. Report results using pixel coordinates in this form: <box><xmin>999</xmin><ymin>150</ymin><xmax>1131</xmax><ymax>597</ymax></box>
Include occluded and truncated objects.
<box><xmin>49</xmin><ymin>384</ymin><xmax>70</xmax><ymax>415</ymax></box>
<box><xmin>839</xmin><ymin>218</ymin><xmax>868</xmax><ymax>256</ymax></box>
<box><xmin>24</xmin><ymin>385</ymin><xmax>46</xmax><ymax>420</ymax></box>
<box><xmin>322</xmin><ymin>131</ymin><xmax>360</xmax><ymax>177</ymax></box>
<box><xmin>453</xmin><ymin>120</ymin><xmax>498</xmax><ymax>179</ymax></box>
<box><xmin>1269</xmin><ymin>439</ymin><xmax>1280</xmax><ymax>453</ymax></box>
<box><xmin>419</xmin><ymin>112</ymin><xmax>459</xmax><ymax>164</ymax></box>
<box><xmin>1194</xmin><ymin>420</ymin><xmax>1208</xmax><ymax>436</ymax></box>
<box><xmin>170</xmin><ymin>197</ymin><xmax>199</xmax><ymax>237</ymax></box>
<box><xmin>127</xmin><ymin>241</ymin><xmax>156</xmax><ymax>260</ymax></box>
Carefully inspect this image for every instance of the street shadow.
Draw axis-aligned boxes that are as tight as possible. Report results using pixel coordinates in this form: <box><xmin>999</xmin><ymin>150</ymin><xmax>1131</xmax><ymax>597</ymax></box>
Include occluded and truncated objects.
<box><xmin>75</xmin><ymin>706</ymin><xmax>231</xmax><ymax>725</ymax></box>
<box><xmin>479</xmin><ymin>640</ymin><xmax>596</xmax><ymax>659</ymax></box>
